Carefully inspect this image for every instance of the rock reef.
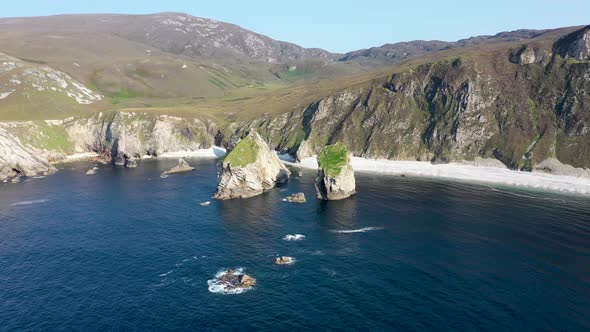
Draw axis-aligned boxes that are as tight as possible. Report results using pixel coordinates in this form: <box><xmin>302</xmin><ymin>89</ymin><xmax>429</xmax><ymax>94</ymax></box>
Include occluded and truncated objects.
<box><xmin>315</xmin><ymin>143</ymin><xmax>356</xmax><ymax>200</ymax></box>
<box><xmin>214</xmin><ymin>131</ymin><xmax>290</xmax><ymax>199</ymax></box>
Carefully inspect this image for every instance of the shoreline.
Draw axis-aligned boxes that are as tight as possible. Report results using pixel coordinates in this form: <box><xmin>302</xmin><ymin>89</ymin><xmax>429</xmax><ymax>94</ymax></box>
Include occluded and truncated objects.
<box><xmin>57</xmin><ymin>147</ymin><xmax>227</xmax><ymax>164</ymax></box>
<box><xmin>279</xmin><ymin>154</ymin><xmax>590</xmax><ymax>196</ymax></box>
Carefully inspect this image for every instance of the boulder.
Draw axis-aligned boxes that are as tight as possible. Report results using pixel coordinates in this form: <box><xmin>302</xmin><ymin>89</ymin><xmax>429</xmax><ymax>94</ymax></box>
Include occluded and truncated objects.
<box><xmin>315</xmin><ymin>143</ymin><xmax>356</xmax><ymax>200</ymax></box>
<box><xmin>86</xmin><ymin>169</ymin><xmax>96</xmax><ymax>176</ymax></box>
<box><xmin>275</xmin><ymin>256</ymin><xmax>295</xmax><ymax>265</ymax></box>
<box><xmin>161</xmin><ymin>158</ymin><xmax>194</xmax><ymax>176</ymax></box>
<box><xmin>284</xmin><ymin>192</ymin><xmax>306</xmax><ymax>203</ymax></box>
<box><xmin>214</xmin><ymin>131</ymin><xmax>290</xmax><ymax>199</ymax></box>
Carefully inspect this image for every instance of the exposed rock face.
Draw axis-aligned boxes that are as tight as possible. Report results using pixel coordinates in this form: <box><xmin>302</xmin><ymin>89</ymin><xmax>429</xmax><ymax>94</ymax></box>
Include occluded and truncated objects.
<box><xmin>64</xmin><ymin>112</ymin><xmax>216</xmax><ymax>165</ymax></box>
<box><xmin>284</xmin><ymin>192</ymin><xmax>306</xmax><ymax>203</ymax></box>
<box><xmin>0</xmin><ymin>126</ymin><xmax>56</xmax><ymax>182</ymax></box>
<box><xmin>555</xmin><ymin>26</ymin><xmax>590</xmax><ymax>61</ymax></box>
<box><xmin>234</xmin><ymin>27</ymin><xmax>590</xmax><ymax>176</ymax></box>
<box><xmin>161</xmin><ymin>158</ymin><xmax>194</xmax><ymax>176</ymax></box>
<box><xmin>510</xmin><ymin>45</ymin><xmax>551</xmax><ymax>65</ymax></box>
<box><xmin>217</xmin><ymin>270</ymin><xmax>256</xmax><ymax>288</ymax></box>
<box><xmin>315</xmin><ymin>143</ymin><xmax>356</xmax><ymax>200</ymax></box>
<box><xmin>214</xmin><ymin>132</ymin><xmax>290</xmax><ymax>199</ymax></box>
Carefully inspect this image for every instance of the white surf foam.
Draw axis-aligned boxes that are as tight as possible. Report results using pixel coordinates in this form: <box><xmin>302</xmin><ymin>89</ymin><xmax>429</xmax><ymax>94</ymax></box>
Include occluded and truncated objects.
<box><xmin>200</xmin><ymin>201</ymin><xmax>211</xmax><ymax>206</ymax></box>
<box><xmin>282</xmin><ymin>234</ymin><xmax>306</xmax><ymax>241</ymax></box>
<box><xmin>158</xmin><ymin>270</ymin><xmax>174</xmax><ymax>277</ymax></box>
<box><xmin>159</xmin><ymin>146</ymin><xmax>226</xmax><ymax>159</ymax></box>
<box><xmin>11</xmin><ymin>199</ymin><xmax>48</xmax><ymax>206</ymax></box>
<box><xmin>330</xmin><ymin>227</ymin><xmax>383</xmax><ymax>234</ymax></box>
<box><xmin>207</xmin><ymin>268</ymin><xmax>253</xmax><ymax>295</ymax></box>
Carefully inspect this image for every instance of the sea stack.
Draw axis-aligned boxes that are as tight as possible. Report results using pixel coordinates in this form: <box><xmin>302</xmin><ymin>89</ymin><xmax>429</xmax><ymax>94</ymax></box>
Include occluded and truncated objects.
<box><xmin>315</xmin><ymin>143</ymin><xmax>356</xmax><ymax>200</ymax></box>
<box><xmin>214</xmin><ymin>131</ymin><xmax>290</xmax><ymax>199</ymax></box>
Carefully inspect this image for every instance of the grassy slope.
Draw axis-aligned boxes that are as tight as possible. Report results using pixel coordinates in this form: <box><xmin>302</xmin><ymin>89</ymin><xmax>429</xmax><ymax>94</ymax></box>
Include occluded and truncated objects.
<box><xmin>318</xmin><ymin>143</ymin><xmax>349</xmax><ymax>177</ymax></box>
<box><xmin>223</xmin><ymin>135</ymin><xmax>259</xmax><ymax>167</ymax></box>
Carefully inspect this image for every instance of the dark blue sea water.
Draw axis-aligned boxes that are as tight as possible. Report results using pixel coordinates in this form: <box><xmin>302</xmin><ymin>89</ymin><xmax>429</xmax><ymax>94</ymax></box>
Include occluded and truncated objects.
<box><xmin>1</xmin><ymin>158</ymin><xmax>589</xmax><ymax>331</ymax></box>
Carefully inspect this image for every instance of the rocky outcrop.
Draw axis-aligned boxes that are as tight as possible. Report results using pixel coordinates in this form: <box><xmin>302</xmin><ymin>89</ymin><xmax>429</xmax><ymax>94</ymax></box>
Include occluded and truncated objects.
<box><xmin>275</xmin><ymin>256</ymin><xmax>295</xmax><ymax>265</ymax></box>
<box><xmin>0</xmin><ymin>126</ymin><xmax>56</xmax><ymax>182</ymax></box>
<box><xmin>161</xmin><ymin>158</ymin><xmax>194</xmax><ymax>176</ymax></box>
<box><xmin>510</xmin><ymin>45</ymin><xmax>551</xmax><ymax>65</ymax></box>
<box><xmin>214</xmin><ymin>131</ymin><xmax>290</xmax><ymax>199</ymax></box>
<box><xmin>554</xmin><ymin>26</ymin><xmax>590</xmax><ymax>62</ymax></box>
<box><xmin>217</xmin><ymin>270</ymin><xmax>256</xmax><ymax>288</ymax></box>
<box><xmin>315</xmin><ymin>143</ymin><xmax>356</xmax><ymax>200</ymax></box>
<box><xmin>284</xmin><ymin>192</ymin><xmax>306</xmax><ymax>203</ymax></box>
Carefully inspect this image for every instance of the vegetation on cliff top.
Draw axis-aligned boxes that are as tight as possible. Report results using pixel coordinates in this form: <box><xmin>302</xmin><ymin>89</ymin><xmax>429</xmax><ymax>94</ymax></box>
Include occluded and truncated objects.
<box><xmin>318</xmin><ymin>143</ymin><xmax>349</xmax><ymax>177</ymax></box>
<box><xmin>223</xmin><ymin>135</ymin><xmax>260</xmax><ymax>167</ymax></box>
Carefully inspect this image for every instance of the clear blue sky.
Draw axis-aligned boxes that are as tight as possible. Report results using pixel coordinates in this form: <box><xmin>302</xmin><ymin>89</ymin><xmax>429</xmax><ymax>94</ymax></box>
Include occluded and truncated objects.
<box><xmin>2</xmin><ymin>0</ymin><xmax>589</xmax><ymax>53</ymax></box>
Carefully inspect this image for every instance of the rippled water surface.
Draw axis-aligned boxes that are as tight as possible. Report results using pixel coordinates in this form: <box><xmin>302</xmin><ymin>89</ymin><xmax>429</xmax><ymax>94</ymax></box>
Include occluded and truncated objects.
<box><xmin>1</xmin><ymin>159</ymin><xmax>589</xmax><ymax>331</ymax></box>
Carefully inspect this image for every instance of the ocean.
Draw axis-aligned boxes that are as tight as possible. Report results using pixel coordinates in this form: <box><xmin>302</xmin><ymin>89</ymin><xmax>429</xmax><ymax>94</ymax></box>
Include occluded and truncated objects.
<box><xmin>1</xmin><ymin>158</ymin><xmax>589</xmax><ymax>331</ymax></box>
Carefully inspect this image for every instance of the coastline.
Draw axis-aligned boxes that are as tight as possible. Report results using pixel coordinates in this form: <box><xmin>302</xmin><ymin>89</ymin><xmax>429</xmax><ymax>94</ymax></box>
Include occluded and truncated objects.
<box><xmin>56</xmin><ymin>147</ymin><xmax>227</xmax><ymax>163</ymax></box>
<box><xmin>279</xmin><ymin>154</ymin><xmax>590</xmax><ymax>196</ymax></box>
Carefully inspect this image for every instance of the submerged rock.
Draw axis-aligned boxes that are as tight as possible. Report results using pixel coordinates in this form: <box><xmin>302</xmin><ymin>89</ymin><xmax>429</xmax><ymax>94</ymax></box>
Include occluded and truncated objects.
<box><xmin>315</xmin><ymin>143</ymin><xmax>356</xmax><ymax>200</ymax></box>
<box><xmin>214</xmin><ymin>131</ymin><xmax>290</xmax><ymax>199</ymax></box>
<box><xmin>284</xmin><ymin>192</ymin><xmax>306</xmax><ymax>203</ymax></box>
<box><xmin>275</xmin><ymin>256</ymin><xmax>295</xmax><ymax>265</ymax></box>
<box><xmin>161</xmin><ymin>158</ymin><xmax>194</xmax><ymax>176</ymax></box>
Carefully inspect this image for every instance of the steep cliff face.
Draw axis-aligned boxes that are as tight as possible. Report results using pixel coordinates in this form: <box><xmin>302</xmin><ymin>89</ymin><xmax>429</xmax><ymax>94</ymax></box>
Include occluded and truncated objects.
<box><xmin>63</xmin><ymin>112</ymin><xmax>216</xmax><ymax>165</ymax></box>
<box><xmin>0</xmin><ymin>112</ymin><xmax>216</xmax><ymax>181</ymax></box>
<box><xmin>234</xmin><ymin>27</ymin><xmax>590</xmax><ymax>174</ymax></box>
<box><xmin>0</xmin><ymin>126</ymin><xmax>56</xmax><ymax>182</ymax></box>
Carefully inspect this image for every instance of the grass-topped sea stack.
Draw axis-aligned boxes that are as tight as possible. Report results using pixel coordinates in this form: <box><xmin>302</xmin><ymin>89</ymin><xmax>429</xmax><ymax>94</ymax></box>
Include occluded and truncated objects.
<box><xmin>214</xmin><ymin>131</ymin><xmax>290</xmax><ymax>199</ymax></box>
<box><xmin>315</xmin><ymin>143</ymin><xmax>356</xmax><ymax>200</ymax></box>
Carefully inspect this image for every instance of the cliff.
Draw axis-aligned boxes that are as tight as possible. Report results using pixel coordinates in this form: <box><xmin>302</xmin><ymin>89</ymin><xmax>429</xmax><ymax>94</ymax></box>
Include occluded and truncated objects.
<box><xmin>233</xmin><ymin>26</ymin><xmax>590</xmax><ymax>176</ymax></box>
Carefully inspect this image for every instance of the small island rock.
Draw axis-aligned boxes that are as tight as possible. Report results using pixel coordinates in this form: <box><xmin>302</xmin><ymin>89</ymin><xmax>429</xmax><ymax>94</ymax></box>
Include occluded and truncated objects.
<box><xmin>284</xmin><ymin>192</ymin><xmax>306</xmax><ymax>203</ymax></box>
<box><xmin>275</xmin><ymin>256</ymin><xmax>295</xmax><ymax>265</ymax></box>
<box><xmin>214</xmin><ymin>131</ymin><xmax>290</xmax><ymax>199</ymax></box>
<box><xmin>218</xmin><ymin>269</ymin><xmax>257</xmax><ymax>288</ymax></box>
<box><xmin>161</xmin><ymin>158</ymin><xmax>194</xmax><ymax>176</ymax></box>
<box><xmin>315</xmin><ymin>143</ymin><xmax>356</xmax><ymax>200</ymax></box>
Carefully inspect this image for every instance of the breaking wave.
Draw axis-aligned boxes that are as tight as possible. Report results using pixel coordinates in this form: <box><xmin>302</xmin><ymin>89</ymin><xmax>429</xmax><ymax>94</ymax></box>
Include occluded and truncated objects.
<box><xmin>200</xmin><ymin>201</ymin><xmax>211</xmax><ymax>206</ymax></box>
<box><xmin>10</xmin><ymin>199</ymin><xmax>48</xmax><ymax>206</ymax></box>
<box><xmin>330</xmin><ymin>227</ymin><xmax>383</xmax><ymax>234</ymax></box>
<box><xmin>282</xmin><ymin>234</ymin><xmax>306</xmax><ymax>241</ymax></box>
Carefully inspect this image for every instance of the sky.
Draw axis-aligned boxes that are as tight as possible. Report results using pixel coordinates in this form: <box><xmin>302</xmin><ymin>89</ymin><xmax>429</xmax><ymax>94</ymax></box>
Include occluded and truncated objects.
<box><xmin>2</xmin><ymin>0</ymin><xmax>589</xmax><ymax>53</ymax></box>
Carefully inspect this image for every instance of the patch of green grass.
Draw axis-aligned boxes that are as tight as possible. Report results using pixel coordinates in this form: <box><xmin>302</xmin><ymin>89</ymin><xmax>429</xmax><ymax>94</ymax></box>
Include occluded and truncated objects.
<box><xmin>284</xmin><ymin>69</ymin><xmax>306</xmax><ymax>79</ymax></box>
<box><xmin>208</xmin><ymin>77</ymin><xmax>228</xmax><ymax>89</ymax></box>
<box><xmin>317</xmin><ymin>143</ymin><xmax>349</xmax><ymax>177</ymax></box>
<box><xmin>223</xmin><ymin>135</ymin><xmax>259</xmax><ymax>167</ymax></box>
<box><xmin>111</xmin><ymin>88</ymin><xmax>140</xmax><ymax>104</ymax></box>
